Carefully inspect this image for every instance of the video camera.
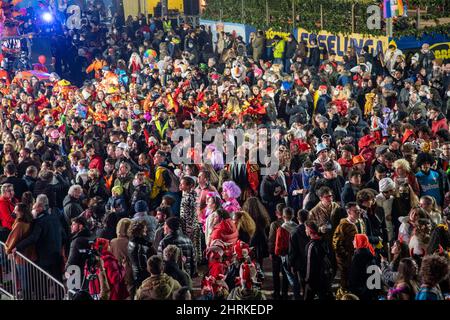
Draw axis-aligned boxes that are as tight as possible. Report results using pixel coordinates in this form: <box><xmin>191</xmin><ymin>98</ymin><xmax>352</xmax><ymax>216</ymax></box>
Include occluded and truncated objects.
<box><xmin>79</xmin><ymin>240</ymin><xmax>100</xmax><ymax>277</ymax></box>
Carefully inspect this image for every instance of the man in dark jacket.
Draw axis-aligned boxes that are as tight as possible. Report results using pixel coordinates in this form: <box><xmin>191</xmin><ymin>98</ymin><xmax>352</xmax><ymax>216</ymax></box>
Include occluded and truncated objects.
<box><xmin>365</xmin><ymin>165</ymin><xmax>387</xmax><ymax>193</ymax></box>
<box><xmin>22</xmin><ymin>166</ymin><xmax>38</xmax><ymax>192</ymax></box>
<box><xmin>357</xmin><ymin>189</ymin><xmax>388</xmax><ymax>257</ymax></box>
<box><xmin>268</xmin><ymin>203</ymin><xmax>288</xmax><ymax>300</ymax></box>
<box><xmin>308</xmin><ymin>39</ymin><xmax>320</xmax><ymax>68</ymax></box>
<box><xmin>54</xmin><ymin>160</ymin><xmax>72</xmax><ymax>211</ymax></box>
<box><xmin>285</xmin><ymin>95</ymin><xmax>308</xmax><ymax>127</ymax></box>
<box><xmin>157</xmin><ymin>217</ymin><xmax>195</xmax><ymax>277</ymax></box>
<box><xmin>1</xmin><ymin>163</ymin><xmax>28</xmax><ymax>199</ymax></box>
<box><xmin>33</xmin><ymin>170</ymin><xmax>57</xmax><ymax>211</ymax></box>
<box><xmin>306</xmin><ymin>162</ymin><xmax>345</xmax><ymax>210</ymax></box>
<box><xmin>284</xmin><ymin>34</ymin><xmax>298</xmax><ymax>74</ymax></box>
<box><xmin>304</xmin><ymin>221</ymin><xmax>333</xmax><ymax>300</ymax></box>
<box><xmin>63</xmin><ymin>185</ymin><xmax>84</xmax><ymax>225</ymax></box>
<box><xmin>15</xmin><ymin>194</ymin><xmax>64</xmax><ymax>281</ymax></box>
<box><xmin>65</xmin><ymin>217</ymin><xmax>92</xmax><ymax>278</ymax></box>
<box><xmin>289</xmin><ymin>209</ymin><xmax>310</xmax><ymax>299</ymax></box>
<box><xmin>61</xmin><ymin>185</ymin><xmax>84</xmax><ymax>247</ymax></box>
<box><xmin>17</xmin><ymin>147</ymin><xmax>39</xmax><ymax>178</ymax></box>
<box><xmin>341</xmin><ymin>169</ymin><xmax>362</xmax><ymax>206</ymax></box>
<box><xmin>260</xmin><ymin>172</ymin><xmax>286</xmax><ymax>221</ymax></box>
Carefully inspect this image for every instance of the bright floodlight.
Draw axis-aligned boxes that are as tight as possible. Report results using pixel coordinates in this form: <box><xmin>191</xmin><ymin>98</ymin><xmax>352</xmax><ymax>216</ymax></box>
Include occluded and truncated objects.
<box><xmin>42</xmin><ymin>12</ymin><xmax>53</xmax><ymax>22</ymax></box>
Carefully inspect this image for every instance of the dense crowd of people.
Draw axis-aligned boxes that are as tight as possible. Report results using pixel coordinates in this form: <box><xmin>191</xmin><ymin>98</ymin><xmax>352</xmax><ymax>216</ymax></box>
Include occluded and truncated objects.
<box><xmin>0</xmin><ymin>1</ymin><xmax>449</xmax><ymax>301</ymax></box>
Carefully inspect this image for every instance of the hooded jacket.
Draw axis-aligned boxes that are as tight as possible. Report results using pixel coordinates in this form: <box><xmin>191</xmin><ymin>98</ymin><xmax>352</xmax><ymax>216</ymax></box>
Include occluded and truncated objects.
<box><xmin>101</xmin><ymin>251</ymin><xmax>129</xmax><ymax>300</ymax></box>
<box><xmin>135</xmin><ymin>273</ymin><xmax>181</xmax><ymax>300</ymax></box>
<box><xmin>209</xmin><ymin>218</ymin><xmax>239</xmax><ymax>246</ymax></box>
<box><xmin>275</xmin><ymin>220</ymin><xmax>298</xmax><ymax>256</ymax></box>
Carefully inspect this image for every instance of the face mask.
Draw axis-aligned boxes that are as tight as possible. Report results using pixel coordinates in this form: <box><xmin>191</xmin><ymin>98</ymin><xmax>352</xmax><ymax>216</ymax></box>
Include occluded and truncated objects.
<box><xmin>134</xmin><ymin>109</ymin><xmax>141</xmax><ymax>115</ymax></box>
<box><xmin>132</xmin><ymin>179</ymin><xmax>140</xmax><ymax>187</ymax></box>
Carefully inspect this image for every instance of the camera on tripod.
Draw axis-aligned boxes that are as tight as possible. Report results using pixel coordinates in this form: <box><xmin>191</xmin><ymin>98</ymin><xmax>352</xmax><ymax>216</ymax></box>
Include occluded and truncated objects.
<box><xmin>79</xmin><ymin>240</ymin><xmax>100</xmax><ymax>279</ymax></box>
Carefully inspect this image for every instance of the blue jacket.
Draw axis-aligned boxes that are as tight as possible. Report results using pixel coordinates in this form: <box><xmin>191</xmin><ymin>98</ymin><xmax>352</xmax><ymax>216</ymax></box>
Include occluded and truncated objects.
<box><xmin>341</xmin><ymin>182</ymin><xmax>359</xmax><ymax>207</ymax></box>
<box><xmin>105</xmin><ymin>196</ymin><xmax>128</xmax><ymax>218</ymax></box>
<box><xmin>316</xmin><ymin>94</ymin><xmax>331</xmax><ymax>115</ymax></box>
<box><xmin>416</xmin><ymin>170</ymin><xmax>443</xmax><ymax>206</ymax></box>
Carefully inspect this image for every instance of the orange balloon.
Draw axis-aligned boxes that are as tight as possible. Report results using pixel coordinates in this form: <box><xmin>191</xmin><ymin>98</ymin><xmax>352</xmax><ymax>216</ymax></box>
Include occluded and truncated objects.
<box><xmin>38</xmin><ymin>55</ymin><xmax>46</xmax><ymax>64</ymax></box>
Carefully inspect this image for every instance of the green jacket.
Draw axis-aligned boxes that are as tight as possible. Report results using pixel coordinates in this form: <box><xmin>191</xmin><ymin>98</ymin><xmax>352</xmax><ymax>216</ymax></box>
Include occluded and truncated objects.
<box><xmin>273</xmin><ymin>40</ymin><xmax>286</xmax><ymax>59</ymax></box>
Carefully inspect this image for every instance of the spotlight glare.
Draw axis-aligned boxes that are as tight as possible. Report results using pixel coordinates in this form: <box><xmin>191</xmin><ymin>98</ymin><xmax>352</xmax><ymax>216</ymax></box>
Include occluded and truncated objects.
<box><xmin>42</xmin><ymin>12</ymin><xmax>53</xmax><ymax>23</ymax></box>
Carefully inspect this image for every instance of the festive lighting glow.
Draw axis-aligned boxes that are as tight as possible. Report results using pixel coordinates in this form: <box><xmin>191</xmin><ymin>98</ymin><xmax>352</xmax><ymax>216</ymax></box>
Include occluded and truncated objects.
<box><xmin>42</xmin><ymin>12</ymin><xmax>53</xmax><ymax>23</ymax></box>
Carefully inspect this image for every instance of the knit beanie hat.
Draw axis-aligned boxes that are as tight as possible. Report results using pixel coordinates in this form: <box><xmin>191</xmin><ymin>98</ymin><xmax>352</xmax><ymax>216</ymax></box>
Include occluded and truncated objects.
<box><xmin>134</xmin><ymin>200</ymin><xmax>148</xmax><ymax>213</ymax></box>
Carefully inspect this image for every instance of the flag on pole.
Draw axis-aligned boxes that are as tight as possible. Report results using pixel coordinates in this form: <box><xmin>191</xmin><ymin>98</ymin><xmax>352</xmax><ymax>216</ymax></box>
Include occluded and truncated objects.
<box><xmin>383</xmin><ymin>0</ymin><xmax>407</xmax><ymax>18</ymax></box>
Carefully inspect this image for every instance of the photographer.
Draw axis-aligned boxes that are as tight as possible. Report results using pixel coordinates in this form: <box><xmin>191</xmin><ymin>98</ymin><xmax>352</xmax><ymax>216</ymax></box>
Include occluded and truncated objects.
<box><xmin>87</xmin><ymin>238</ymin><xmax>129</xmax><ymax>300</ymax></box>
<box><xmin>65</xmin><ymin>217</ymin><xmax>92</xmax><ymax>285</ymax></box>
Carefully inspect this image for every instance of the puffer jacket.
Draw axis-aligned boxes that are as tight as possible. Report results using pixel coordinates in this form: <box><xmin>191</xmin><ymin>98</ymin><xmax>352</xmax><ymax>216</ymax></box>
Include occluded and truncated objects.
<box><xmin>128</xmin><ymin>237</ymin><xmax>156</xmax><ymax>290</ymax></box>
<box><xmin>158</xmin><ymin>230</ymin><xmax>195</xmax><ymax>277</ymax></box>
<box><xmin>135</xmin><ymin>273</ymin><xmax>181</xmax><ymax>300</ymax></box>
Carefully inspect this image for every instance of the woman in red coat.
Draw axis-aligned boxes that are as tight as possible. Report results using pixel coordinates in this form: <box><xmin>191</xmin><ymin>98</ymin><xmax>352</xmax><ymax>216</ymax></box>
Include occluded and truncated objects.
<box><xmin>209</xmin><ymin>209</ymin><xmax>239</xmax><ymax>247</ymax></box>
<box><xmin>0</xmin><ymin>183</ymin><xmax>17</xmax><ymax>241</ymax></box>
<box><xmin>88</xmin><ymin>238</ymin><xmax>129</xmax><ymax>300</ymax></box>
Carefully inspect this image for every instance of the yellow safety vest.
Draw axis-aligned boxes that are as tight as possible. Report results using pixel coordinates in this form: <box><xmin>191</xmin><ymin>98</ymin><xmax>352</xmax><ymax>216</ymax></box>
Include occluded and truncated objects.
<box><xmin>155</xmin><ymin>120</ymin><xmax>169</xmax><ymax>139</ymax></box>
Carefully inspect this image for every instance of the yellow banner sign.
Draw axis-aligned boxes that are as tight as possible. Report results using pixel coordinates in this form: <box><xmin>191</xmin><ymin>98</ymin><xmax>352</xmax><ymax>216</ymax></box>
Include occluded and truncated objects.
<box><xmin>297</xmin><ymin>28</ymin><xmax>389</xmax><ymax>61</ymax></box>
<box><xmin>266</xmin><ymin>28</ymin><xmax>291</xmax><ymax>41</ymax></box>
<box><xmin>430</xmin><ymin>42</ymin><xmax>450</xmax><ymax>60</ymax></box>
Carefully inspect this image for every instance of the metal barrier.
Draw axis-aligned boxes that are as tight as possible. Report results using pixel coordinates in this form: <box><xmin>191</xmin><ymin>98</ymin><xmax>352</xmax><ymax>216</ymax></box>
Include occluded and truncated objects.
<box><xmin>0</xmin><ymin>241</ymin><xmax>68</xmax><ymax>300</ymax></box>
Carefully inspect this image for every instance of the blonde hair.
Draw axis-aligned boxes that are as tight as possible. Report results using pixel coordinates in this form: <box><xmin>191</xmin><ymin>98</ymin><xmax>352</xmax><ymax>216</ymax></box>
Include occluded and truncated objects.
<box><xmin>394</xmin><ymin>158</ymin><xmax>411</xmax><ymax>172</ymax></box>
<box><xmin>116</xmin><ymin>218</ymin><xmax>132</xmax><ymax>238</ymax></box>
<box><xmin>88</xmin><ymin>168</ymin><xmax>100</xmax><ymax>179</ymax></box>
<box><xmin>234</xmin><ymin>211</ymin><xmax>256</xmax><ymax>239</ymax></box>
